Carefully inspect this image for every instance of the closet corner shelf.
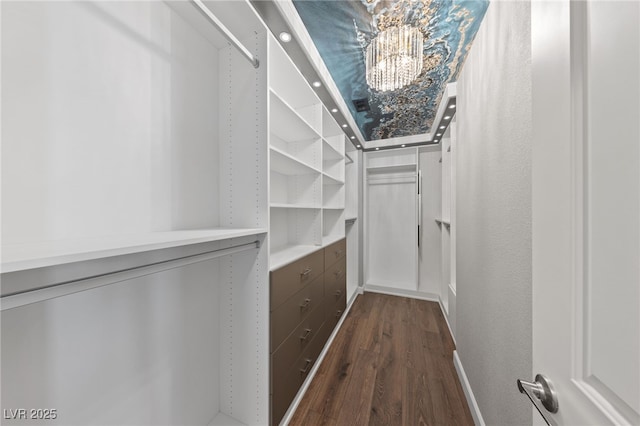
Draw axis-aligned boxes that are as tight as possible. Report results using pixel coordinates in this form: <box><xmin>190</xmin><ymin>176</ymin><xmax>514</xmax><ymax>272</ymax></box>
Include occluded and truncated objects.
<box><xmin>322</xmin><ymin>139</ymin><xmax>344</xmax><ymax>161</ymax></box>
<box><xmin>322</xmin><ymin>173</ymin><xmax>345</xmax><ymax>185</ymax></box>
<box><xmin>270</xmin><ymin>244</ymin><xmax>321</xmax><ymax>271</ymax></box>
<box><xmin>269</xmin><ymin>88</ymin><xmax>321</xmax><ymax>140</ymax></box>
<box><xmin>345</xmin><ymin>217</ymin><xmax>357</xmax><ymax>223</ymax></box>
<box><xmin>435</xmin><ymin>218</ymin><xmax>451</xmax><ymax>227</ymax></box>
<box><xmin>1</xmin><ymin>228</ymin><xmax>267</xmax><ymax>274</ymax></box>
<box><xmin>270</xmin><ymin>146</ymin><xmax>321</xmax><ymax>176</ymax></box>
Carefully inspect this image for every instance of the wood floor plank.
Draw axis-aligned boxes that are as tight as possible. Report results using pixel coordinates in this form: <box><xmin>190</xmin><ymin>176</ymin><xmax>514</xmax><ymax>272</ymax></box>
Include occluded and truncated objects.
<box><xmin>289</xmin><ymin>292</ymin><xmax>474</xmax><ymax>426</ymax></box>
<box><xmin>334</xmin><ymin>349</ymin><xmax>379</xmax><ymax>426</ymax></box>
<box><xmin>402</xmin><ymin>368</ymin><xmax>431</xmax><ymax>426</ymax></box>
<box><xmin>369</xmin><ymin>320</ymin><xmax>404</xmax><ymax>425</ymax></box>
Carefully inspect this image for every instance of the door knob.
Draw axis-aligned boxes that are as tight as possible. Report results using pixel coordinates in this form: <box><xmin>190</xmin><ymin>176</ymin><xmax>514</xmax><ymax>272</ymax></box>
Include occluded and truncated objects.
<box><xmin>517</xmin><ymin>374</ymin><xmax>558</xmax><ymax>413</ymax></box>
<box><xmin>517</xmin><ymin>374</ymin><xmax>558</xmax><ymax>425</ymax></box>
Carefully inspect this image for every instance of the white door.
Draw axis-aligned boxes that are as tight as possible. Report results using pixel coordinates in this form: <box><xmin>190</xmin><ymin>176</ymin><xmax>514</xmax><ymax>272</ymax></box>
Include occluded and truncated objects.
<box><xmin>531</xmin><ymin>1</ymin><xmax>639</xmax><ymax>425</ymax></box>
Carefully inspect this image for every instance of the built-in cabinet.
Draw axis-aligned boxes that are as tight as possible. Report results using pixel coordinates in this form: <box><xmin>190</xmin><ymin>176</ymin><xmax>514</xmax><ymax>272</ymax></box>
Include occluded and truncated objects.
<box><xmin>268</xmin><ymin>37</ymin><xmax>346</xmax><ymax>271</ymax></box>
<box><xmin>437</xmin><ymin>116</ymin><xmax>457</xmax><ymax>337</ymax></box>
<box><xmin>1</xmin><ymin>2</ymin><xmax>355</xmax><ymax>425</ymax></box>
<box><xmin>267</xmin><ymin>34</ymin><xmax>351</xmax><ymax>425</ymax></box>
<box><xmin>269</xmin><ymin>239</ymin><xmax>346</xmax><ymax>425</ymax></box>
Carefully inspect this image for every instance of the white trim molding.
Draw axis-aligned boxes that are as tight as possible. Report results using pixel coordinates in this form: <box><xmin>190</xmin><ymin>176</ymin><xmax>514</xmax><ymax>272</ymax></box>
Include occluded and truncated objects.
<box><xmin>453</xmin><ymin>350</ymin><xmax>486</xmax><ymax>426</ymax></box>
<box><xmin>363</xmin><ymin>284</ymin><xmax>439</xmax><ymax>302</ymax></box>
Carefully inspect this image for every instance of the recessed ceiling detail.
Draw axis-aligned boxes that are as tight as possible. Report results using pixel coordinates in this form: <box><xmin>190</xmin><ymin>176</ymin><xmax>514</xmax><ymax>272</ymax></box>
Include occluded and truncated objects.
<box><xmin>292</xmin><ymin>0</ymin><xmax>488</xmax><ymax>142</ymax></box>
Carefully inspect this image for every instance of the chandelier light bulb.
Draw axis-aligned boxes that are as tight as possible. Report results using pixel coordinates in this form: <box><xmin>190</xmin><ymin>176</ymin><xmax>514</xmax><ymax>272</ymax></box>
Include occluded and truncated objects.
<box><xmin>366</xmin><ymin>25</ymin><xmax>423</xmax><ymax>92</ymax></box>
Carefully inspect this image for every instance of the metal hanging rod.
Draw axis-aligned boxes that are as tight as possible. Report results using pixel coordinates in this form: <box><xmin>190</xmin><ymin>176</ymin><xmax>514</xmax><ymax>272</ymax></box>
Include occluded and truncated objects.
<box><xmin>1</xmin><ymin>240</ymin><xmax>259</xmax><ymax>311</ymax></box>
<box><xmin>191</xmin><ymin>0</ymin><xmax>260</xmax><ymax>68</ymax></box>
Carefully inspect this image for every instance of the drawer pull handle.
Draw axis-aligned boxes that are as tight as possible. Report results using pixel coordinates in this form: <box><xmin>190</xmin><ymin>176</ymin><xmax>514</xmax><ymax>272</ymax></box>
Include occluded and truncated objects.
<box><xmin>334</xmin><ymin>270</ymin><xmax>343</xmax><ymax>278</ymax></box>
<box><xmin>334</xmin><ymin>289</ymin><xmax>342</xmax><ymax>297</ymax></box>
<box><xmin>300</xmin><ymin>298</ymin><xmax>311</xmax><ymax>310</ymax></box>
<box><xmin>300</xmin><ymin>328</ymin><xmax>312</xmax><ymax>342</ymax></box>
<box><xmin>335</xmin><ymin>310</ymin><xmax>343</xmax><ymax>319</ymax></box>
<box><xmin>335</xmin><ymin>249</ymin><xmax>343</xmax><ymax>258</ymax></box>
<box><xmin>300</xmin><ymin>268</ymin><xmax>312</xmax><ymax>277</ymax></box>
<box><xmin>300</xmin><ymin>359</ymin><xmax>312</xmax><ymax>375</ymax></box>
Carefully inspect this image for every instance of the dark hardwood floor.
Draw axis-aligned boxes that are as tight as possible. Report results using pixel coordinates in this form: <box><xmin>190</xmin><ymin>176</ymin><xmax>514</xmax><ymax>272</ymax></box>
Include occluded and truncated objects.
<box><xmin>289</xmin><ymin>292</ymin><xmax>474</xmax><ymax>426</ymax></box>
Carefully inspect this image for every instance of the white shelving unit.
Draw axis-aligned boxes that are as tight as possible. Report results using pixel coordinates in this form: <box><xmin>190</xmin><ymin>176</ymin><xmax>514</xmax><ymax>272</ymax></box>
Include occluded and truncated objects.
<box><xmin>1</xmin><ymin>2</ymin><xmax>269</xmax><ymax>425</ymax></box>
<box><xmin>439</xmin><ymin>115</ymin><xmax>457</xmax><ymax>336</ymax></box>
<box><xmin>268</xmin><ymin>35</ymin><xmax>345</xmax><ymax>270</ymax></box>
<box><xmin>364</xmin><ymin>148</ymin><xmax>419</xmax><ymax>292</ymax></box>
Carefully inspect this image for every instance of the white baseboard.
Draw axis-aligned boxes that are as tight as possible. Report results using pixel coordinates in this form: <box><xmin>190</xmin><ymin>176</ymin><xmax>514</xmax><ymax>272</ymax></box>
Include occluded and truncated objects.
<box><xmin>279</xmin><ymin>291</ymin><xmax>361</xmax><ymax>425</ymax></box>
<box><xmin>363</xmin><ymin>284</ymin><xmax>439</xmax><ymax>302</ymax></box>
<box><xmin>453</xmin><ymin>350</ymin><xmax>485</xmax><ymax>426</ymax></box>
<box><xmin>437</xmin><ymin>296</ymin><xmax>456</xmax><ymax>346</ymax></box>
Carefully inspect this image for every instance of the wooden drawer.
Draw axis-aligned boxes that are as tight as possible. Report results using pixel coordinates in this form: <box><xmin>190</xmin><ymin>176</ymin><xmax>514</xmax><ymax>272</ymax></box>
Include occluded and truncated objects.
<box><xmin>323</xmin><ymin>238</ymin><xmax>346</xmax><ymax>270</ymax></box>
<box><xmin>272</xmin><ymin>322</ymin><xmax>327</xmax><ymax>425</ymax></box>
<box><xmin>324</xmin><ymin>257</ymin><xmax>346</xmax><ymax>303</ymax></box>
<box><xmin>271</xmin><ymin>303</ymin><xmax>325</xmax><ymax>380</ymax></box>
<box><xmin>271</xmin><ymin>273</ymin><xmax>324</xmax><ymax>351</ymax></box>
<box><xmin>271</xmin><ymin>249</ymin><xmax>324</xmax><ymax>310</ymax></box>
<box><xmin>325</xmin><ymin>291</ymin><xmax>347</xmax><ymax>332</ymax></box>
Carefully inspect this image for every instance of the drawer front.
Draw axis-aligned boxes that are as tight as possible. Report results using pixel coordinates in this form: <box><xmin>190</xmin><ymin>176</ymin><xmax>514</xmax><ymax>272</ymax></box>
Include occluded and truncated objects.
<box><xmin>271</xmin><ymin>273</ymin><xmax>324</xmax><ymax>351</ymax></box>
<box><xmin>271</xmin><ymin>303</ymin><xmax>325</xmax><ymax>378</ymax></box>
<box><xmin>271</xmin><ymin>249</ymin><xmax>324</xmax><ymax>310</ymax></box>
<box><xmin>325</xmin><ymin>292</ymin><xmax>347</xmax><ymax>332</ymax></box>
<box><xmin>272</xmin><ymin>322</ymin><xmax>327</xmax><ymax>425</ymax></box>
<box><xmin>323</xmin><ymin>238</ymin><xmax>346</xmax><ymax>269</ymax></box>
<box><xmin>324</xmin><ymin>257</ymin><xmax>346</xmax><ymax>303</ymax></box>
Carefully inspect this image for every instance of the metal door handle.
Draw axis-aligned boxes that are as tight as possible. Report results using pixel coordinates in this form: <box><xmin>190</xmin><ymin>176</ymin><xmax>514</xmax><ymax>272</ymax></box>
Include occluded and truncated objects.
<box><xmin>334</xmin><ymin>289</ymin><xmax>342</xmax><ymax>297</ymax></box>
<box><xmin>300</xmin><ymin>268</ymin><xmax>312</xmax><ymax>277</ymax></box>
<box><xmin>299</xmin><ymin>328</ymin><xmax>312</xmax><ymax>342</ymax></box>
<box><xmin>299</xmin><ymin>298</ymin><xmax>311</xmax><ymax>310</ymax></box>
<box><xmin>335</xmin><ymin>310</ymin><xmax>342</xmax><ymax>319</ymax></box>
<box><xmin>300</xmin><ymin>359</ymin><xmax>312</xmax><ymax>374</ymax></box>
<box><xmin>517</xmin><ymin>374</ymin><xmax>558</xmax><ymax>425</ymax></box>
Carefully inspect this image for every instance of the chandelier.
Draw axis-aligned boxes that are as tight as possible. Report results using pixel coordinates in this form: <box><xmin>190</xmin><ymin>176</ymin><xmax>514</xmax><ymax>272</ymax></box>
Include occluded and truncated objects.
<box><xmin>365</xmin><ymin>25</ymin><xmax>424</xmax><ymax>92</ymax></box>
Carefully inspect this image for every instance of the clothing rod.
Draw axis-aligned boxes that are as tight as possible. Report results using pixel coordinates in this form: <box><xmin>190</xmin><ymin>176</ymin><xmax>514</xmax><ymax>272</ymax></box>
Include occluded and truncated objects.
<box><xmin>191</xmin><ymin>0</ymin><xmax>259</xmax><ymax>68</ymax></box>
<box><xmin>1</xmin><ymin>241</ymin><xmax>259</xmax><ymax>311</ymax></box>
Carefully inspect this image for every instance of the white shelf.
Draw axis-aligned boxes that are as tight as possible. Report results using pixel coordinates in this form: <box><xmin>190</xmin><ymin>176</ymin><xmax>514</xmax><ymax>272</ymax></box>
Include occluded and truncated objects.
<box><xmin>270</xmin><ymin>147</ymin><xmax>321</xmax><ymax>176</ymax></box>
<box><xmin>208</xmin><ymin>412</ymin><xmax>245</xmax><ymax>426</ymax></box>
<box><xmin>366</xmin><ymin>164</ymin><xmax>416</xmax><ymax>174</ymax></box>
<box><xmin>1</xmin><ymin>228</ymin><xmax>268</xmax><ymax>273</ymax></box>
<box><xmin>322</xmin><ymin>173</ymin><xmax>345</xmax><ymax>185</ymax></box>
<box><xmin>323</xmin><ymin>139</ymin><xmax>343</xmax><ymax>161</ymax></box>
<box><xmin>322</xmin><ymin>234</ymin><xmax>344</xmax><ymax>247</ymax></box>
<box><xmin>270</xmin><ymin>90</ymin><xmax>319</xmax><ymax>142</ymax></box>
<box><xmin>271</xmin><ymin>203</ymin><xmax>320</xmax><ymax>209</ymax></box>
<box><xmin>323</xmin><ymin>206</ymin><xmax>345</xmax><ymax>210</ymax></box>
<box><xmin>345</xmin><ymin>216</ymin><xmax>358</xmax><ymax>222</ymax></box>
<box><xmin>270</xmin><ymin>244</ymin><xmax>320</xmax><ymax>271</ymax></box>
<box><xmin>322</xmin><ymin>107</ymin><xmax>344</xmax><ymax>139</ymax></box>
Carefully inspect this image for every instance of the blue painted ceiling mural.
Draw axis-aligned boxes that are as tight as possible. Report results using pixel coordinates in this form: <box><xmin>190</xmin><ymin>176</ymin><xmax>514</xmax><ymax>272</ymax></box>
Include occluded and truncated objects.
<box><xmin>292</xmin><ymin>0</ymin><xmax>489</xmax><ymax>141</ymax></box>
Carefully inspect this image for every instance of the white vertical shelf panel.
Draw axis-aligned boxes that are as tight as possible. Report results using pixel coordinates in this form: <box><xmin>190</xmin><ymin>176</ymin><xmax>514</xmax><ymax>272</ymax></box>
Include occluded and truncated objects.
<box><xmin>345</xmin><ymin>143</ymin><xmax>360</xmax><ymax>300</ymax></box>
<box><xmin>218</xmin><ymin>24</ymin><xmax>269</xmax><ymax>425</ymax></box>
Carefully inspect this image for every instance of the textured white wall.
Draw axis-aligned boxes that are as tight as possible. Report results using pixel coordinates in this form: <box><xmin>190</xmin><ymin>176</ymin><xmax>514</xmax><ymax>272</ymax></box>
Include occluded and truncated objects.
<box><xmin>456</xmin><ymin>2</ymin><xmax>533</xmax><ymax>425</ymax></box>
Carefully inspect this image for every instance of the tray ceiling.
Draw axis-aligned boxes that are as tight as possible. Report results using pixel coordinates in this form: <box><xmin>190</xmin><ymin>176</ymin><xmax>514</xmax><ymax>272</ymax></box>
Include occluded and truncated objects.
<box><xmin>292</xmin><ymin>0</ymin><xmax>489</xmax><ymax>142</ymax></box>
